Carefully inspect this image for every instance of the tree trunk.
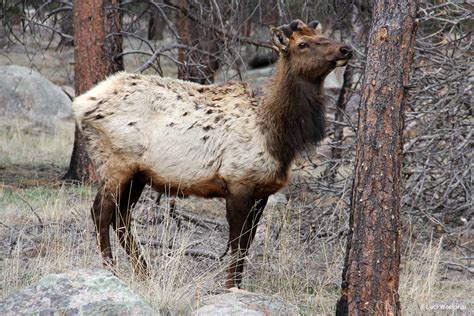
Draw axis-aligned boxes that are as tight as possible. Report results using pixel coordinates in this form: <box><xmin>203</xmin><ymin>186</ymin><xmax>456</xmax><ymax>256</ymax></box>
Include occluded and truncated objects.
<box><xmin>332</xmin><ymin>65</ymin><xmax>353</xmax><ymax>161</ymax></box>
<box><xmin>176</xmin><ymin>0</ymin><xmax>191</xmax><ymax>81</ymax></box>
<box><xmin>336</xmin><ymin>1</ymin><xmax>418</xmax><ymax>315</ymax></box>
<box><xmin>104</xmin><ymin>0</ymin><xmax>123</xmax><ymax>73</ymax></box>
<box><xmin>58</xmin><ymin>1</ymin><xmax>74</xmax><ymax>48</ymax></box>
<box><xmin>64</xmin><ymin>0</ymin><xmax>123</xmax><ymax>182</ymax></box>
<box><xmin>175</xmin><ymin>0</ymin><xmax>221</xmax><ymax>84</ymax></box>
<box><xmin>148</xmin><ymin>8</ymin><xmax>165</xmax><ymax>40</ymax></box>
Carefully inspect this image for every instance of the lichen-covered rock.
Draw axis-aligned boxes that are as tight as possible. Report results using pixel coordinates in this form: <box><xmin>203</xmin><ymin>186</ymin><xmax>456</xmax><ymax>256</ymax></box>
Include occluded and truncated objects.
<box><xmin>194</xmin><ymin>290</ymin><xmax>298</xmax><ymax>316</ymax></box>
<box><xmin>0</xmin><ymin>65</ymin><xmax>72</xmax><ymax>126</ymax></box>
<box><xmin>0</xmin><ymin>268</ymin><xmax>156</xmax><ymax>315</ymax></box>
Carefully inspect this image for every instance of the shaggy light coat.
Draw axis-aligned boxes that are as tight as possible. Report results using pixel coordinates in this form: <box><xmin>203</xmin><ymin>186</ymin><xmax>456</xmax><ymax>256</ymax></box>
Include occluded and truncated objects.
<box><xmin>75</xmin><ymin>76</ymin><xmax>284</xmax><ymax>198</ymax></box>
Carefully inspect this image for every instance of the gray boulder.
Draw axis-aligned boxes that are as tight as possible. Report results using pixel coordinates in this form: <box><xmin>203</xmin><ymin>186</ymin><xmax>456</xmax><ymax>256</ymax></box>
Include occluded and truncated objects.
<box><xmin>0</xmin><ymin>268</ymin><xmax>156</xmax><ymax>315</ymax></box>
<box><xmin>0</xmin><ymin>65</ymin><xmax>72</xmax><ymax>126</ymax></box>
<box><xmin>194</xmin><ymin>290</ymin><xmax>298</xmax><ymax>315</ymax></box>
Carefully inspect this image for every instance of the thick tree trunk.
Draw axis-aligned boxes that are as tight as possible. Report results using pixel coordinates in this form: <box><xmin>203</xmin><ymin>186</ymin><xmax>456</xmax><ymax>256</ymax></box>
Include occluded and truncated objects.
<box><xmin>64</xmin><ymin>0</ymin><xmax>123</xmax><ymax>182</ymax></box>
<box><xmin>336</xmin><ymin>1</ymin><xmax>418</xmax><ymax>315</ymax></box>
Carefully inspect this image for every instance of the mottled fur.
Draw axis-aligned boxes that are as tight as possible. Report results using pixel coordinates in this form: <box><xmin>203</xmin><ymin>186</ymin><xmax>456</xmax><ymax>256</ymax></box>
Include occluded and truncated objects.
<box><xmin>76</xmin><ymin>77</ymin><xmax>279</xmax><ymax>198</ymax></box>
<box><xmin>74</xmin><ymin>20</ymin><xmax>352</xmax><ymax>288</ymax></box>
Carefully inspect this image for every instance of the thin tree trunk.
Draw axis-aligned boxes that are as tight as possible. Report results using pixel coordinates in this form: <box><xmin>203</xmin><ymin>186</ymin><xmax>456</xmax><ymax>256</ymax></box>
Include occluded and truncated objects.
<box><xmin>64</xmin><ymin>0</ymin><xmax>123</xmax><ymax>182</ymax></box>
<box><xmin>58</xmin><ymin>1</ymin><xmax>74</xmax><ymax>47</ymax></box>
<box><xmin>104</xmin><ymin>0</ymin><xmax>123</xmax><ymax>73</ymax></box>
<box><xmin>175</xmin><ymin>0</ymin><xmax>221</xmax><ymax>84</ymax></box>
<box><xmin>332</xmin><ymin>65</ymin><xmax>353</xmax><ymax>161</ymax></box>
<box><xmin>148</xmin><ymin>8</ymin><xmax>165</xmax><ymax>40</ymax></box>
<box><xmin>336</xmin><ymin>0</ymin><xmax>418</xmax><ymax>315</ymax></box>
<box><xmin>176</xmin><ymin>0</ymin><xmax>191</xmax><ymax>81</ymax></box>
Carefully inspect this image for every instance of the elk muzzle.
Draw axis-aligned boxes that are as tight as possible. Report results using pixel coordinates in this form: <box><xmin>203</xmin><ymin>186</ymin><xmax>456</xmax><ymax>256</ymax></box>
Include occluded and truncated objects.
<box><xmin>335</xmin><ymin>45</ymin><xmax>353</xmax><ymax>67</ymax></box>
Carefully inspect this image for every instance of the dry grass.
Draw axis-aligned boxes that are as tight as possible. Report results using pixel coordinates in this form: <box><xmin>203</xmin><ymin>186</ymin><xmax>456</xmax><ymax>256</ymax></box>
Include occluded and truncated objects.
<box><xmin>0</xmin><ymin>124</ymin><xmax>471</xmax><ymax>315</ymax></box>
<box><xmin>1</xmin><ymin>188</ymin><xmax>472</xmax><ymax>314</ymax></box>
<box><xmin>0</xmin><ymin>119</ymin><xmax>74</xmax><ymax>167</ymax></box>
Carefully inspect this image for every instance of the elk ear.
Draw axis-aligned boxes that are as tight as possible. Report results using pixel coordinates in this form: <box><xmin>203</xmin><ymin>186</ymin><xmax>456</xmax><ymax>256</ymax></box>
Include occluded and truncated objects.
<box><xmin>308</xmin><ymin>20</ymin><xmax>322</xmax><ymax>35</ymax></box>
<box><xmin>289</xmin><ymin>19</ymin><xmax>305</xmax><ymax>32</ymax></box>
<box><xmin>270</xmin><ymin>27</ymin><xmax>290</xmax><ymax>53</ymax></box>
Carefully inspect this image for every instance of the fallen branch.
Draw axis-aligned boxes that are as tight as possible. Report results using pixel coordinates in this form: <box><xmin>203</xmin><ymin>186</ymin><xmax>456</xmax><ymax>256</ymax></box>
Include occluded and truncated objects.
<box><xmin>184</xmin><ymin>249</ymin><xmax>221</xmax><ymax>260</ymax></box>
<box><xmin>0</xmin><ymin>221</ymin><xmax>11</xmax><ymax>230</ymax></box>
<box><xmin>172</xmin><ymin>208</ymin><xmax>227</xmax><ymax>229</ymax></box>
<box><xmin>441</xmin><ymin>261</ymin><xmax>474</xmax><ymax>274</ymax></box>
<box><xmin>140</xmin><ymin>240</ymin><xmax>221</xmax><ymax>260</ymax></box>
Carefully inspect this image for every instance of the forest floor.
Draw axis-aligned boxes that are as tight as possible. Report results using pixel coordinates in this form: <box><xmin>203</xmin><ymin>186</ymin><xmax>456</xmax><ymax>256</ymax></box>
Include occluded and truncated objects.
<box><xmin>0</xmin><ymin>35</ymin><xmax>472</xmax><ymax>314</ymax></box>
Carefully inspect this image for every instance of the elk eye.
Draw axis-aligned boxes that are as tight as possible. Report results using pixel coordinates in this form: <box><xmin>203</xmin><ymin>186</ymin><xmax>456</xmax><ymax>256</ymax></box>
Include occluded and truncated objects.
<box><xmin>298</xmin><ymin>42</ymin><xmax>309</xmax><ymax>49</ymax></box>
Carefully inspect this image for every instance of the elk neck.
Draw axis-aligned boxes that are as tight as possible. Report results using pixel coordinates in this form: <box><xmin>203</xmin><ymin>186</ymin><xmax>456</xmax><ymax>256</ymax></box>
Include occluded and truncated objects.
<box><xmin>257</xmin><ymin>59</ymin><xmax>327</xmax><ymax>177</ymax></box>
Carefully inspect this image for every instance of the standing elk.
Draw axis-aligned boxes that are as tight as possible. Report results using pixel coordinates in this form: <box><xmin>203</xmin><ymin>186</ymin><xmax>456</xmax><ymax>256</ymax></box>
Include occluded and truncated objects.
<box><xmin>73</xmin><ymin>19</ymin><xmax>352</xmax><ymax>289</ymax></box>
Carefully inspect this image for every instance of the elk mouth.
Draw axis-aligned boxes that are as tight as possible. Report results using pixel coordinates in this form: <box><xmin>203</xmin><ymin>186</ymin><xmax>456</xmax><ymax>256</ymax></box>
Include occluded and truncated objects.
<box><xmin>332</xmin><ymin>46</ymin><xmax>353</xmax><ymax>67</ymax></box>
<box><xmin>329</xmin><ymin>59</ymin><xmax>349</xmax><ymax>68</ymax></box>
<box><xmin>335</xmin><ymin>59</ymin><xmax>349</xmax><ymax>67</ymax></box>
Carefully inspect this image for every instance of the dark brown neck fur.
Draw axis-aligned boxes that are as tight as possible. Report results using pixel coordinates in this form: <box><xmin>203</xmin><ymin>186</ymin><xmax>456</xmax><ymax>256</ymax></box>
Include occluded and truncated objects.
<box><xmin>258</xmin><ymin>58</ymin><xmax>327</xmax><ymax>177</ymax></box>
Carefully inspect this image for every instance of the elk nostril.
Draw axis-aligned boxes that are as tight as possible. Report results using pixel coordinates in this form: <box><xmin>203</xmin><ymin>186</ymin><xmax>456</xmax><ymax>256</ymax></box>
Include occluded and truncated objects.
<box><xmin>340</xmin><ymin>46</ymin><xmax>353</xmax><ymax>57</ymax></box>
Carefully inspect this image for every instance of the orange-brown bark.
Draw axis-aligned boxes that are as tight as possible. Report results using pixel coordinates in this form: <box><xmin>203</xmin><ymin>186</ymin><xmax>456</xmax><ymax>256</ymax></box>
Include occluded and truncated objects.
<box><xmin>336</xmin><ymin>0</ymin><xmax>418</xmax><ymax>315</ymax></box>
<box><xmin>64</xmin><ymin>0</ymin><xmax>122</xmax><ymax>182</ymax></box>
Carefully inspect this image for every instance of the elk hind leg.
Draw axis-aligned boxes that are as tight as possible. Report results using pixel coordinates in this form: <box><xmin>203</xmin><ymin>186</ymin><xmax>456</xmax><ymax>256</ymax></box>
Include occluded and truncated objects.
<box><xmin>249</xmin><ymin>197</ymin><xmax>268</xmax><ymax>242</ymax></box>
<box><xmin>114</xmin><ymin>176</ymin><xmax>148</xmax><ymax>275</ymax></box>
<box><xmin>91</xmin><ymin>185</ymin><xmax>118</xmax><ymax>268</ymax></box>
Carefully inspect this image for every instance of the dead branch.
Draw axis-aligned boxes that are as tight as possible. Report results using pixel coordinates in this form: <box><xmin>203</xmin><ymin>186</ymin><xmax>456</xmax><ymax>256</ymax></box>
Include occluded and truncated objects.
<box><xmin>441</xmin><ymin>261</ymin><xmax>474</xmax><ymax>274</ymax></box>
<box><xmin>17</xmin><ymin>195</ymin><xmax>43</xmax><ymax>226</ymax></box>
<box><xmin>140</xmin><ymin>240</ymin><xmax>221</xmax><ymax>260</ymax></box>
<box><xmin>171</xmin><ymin>208</ymin><xmax>227</xmax><ymax>230</ymax></box>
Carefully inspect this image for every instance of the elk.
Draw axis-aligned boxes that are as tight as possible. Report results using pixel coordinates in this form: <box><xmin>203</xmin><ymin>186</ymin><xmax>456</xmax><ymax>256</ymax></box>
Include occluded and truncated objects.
<box><xmin>73</xmin><ymin>19</ymin><xmax>352</xmax><ymax>289</ymax></box>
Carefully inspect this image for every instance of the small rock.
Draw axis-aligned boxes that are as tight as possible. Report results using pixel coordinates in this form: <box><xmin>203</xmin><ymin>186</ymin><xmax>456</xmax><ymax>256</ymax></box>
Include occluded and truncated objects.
<box><xmin>194</xmin><ymin>291</ymin><xmax>298</xmax><ymax>316</ymax></box>
<box><xmin>247</xmin><ymin>51</ymin><xmax>278</xmax><ymax>69</ymax></box>
<box><xmin>267</xmin><ymin>193</ymin><xmax>288</xmax><ymax>206</ymax></box>
<box><xmin>0</xmin><ymin>268</ymin><xmax>156</xmax><ymax>315</ymax></box>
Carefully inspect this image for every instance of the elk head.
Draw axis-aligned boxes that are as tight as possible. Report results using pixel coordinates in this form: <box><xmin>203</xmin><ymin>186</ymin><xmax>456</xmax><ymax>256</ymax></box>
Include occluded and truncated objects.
<box><xmin>271</xmin><ymin>19</ymin><xmax>353</xmax><ymax>81</ymax></box>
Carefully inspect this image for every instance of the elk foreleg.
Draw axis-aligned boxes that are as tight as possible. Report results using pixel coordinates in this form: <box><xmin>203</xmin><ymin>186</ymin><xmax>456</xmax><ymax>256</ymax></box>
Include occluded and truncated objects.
<box><xmin>224</xmin><ymin>188</ymin><xmax>268</xmax><ymax>289</ymax></box>
<box><xmin>220</xmin><ymin>197</ymin><xmax>268</xmax><ymax>261</ymax></box>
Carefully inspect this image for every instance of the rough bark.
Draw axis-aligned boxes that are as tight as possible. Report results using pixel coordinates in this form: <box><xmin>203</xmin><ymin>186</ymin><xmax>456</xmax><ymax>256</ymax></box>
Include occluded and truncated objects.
<box><xmin>336</xmin><ymin>1</ymin><xmax>418</xmax><ymax>315</ymax></box>
<box><xmin>64</xmin><ymin>0</ymin><xmax>123</xmax><ymax>182</ymax></box>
